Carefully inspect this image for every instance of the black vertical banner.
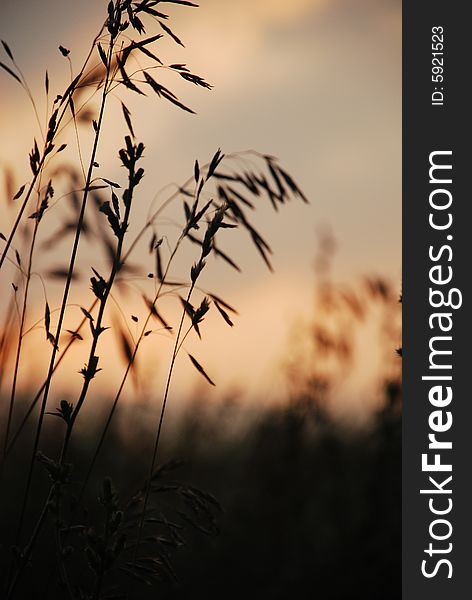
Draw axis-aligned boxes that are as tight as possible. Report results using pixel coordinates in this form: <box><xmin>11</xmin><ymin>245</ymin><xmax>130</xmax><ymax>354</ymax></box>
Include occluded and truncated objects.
<box><xmin>403</xmin><ymin>2</ymin><xmax>471</xmax><ymax>598</ymax></box>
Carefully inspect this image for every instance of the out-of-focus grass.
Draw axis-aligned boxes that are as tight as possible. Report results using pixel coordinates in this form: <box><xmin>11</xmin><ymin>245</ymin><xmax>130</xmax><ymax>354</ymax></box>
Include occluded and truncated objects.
<box><xmin>0</xmin><ymin>385</ymin><xmax>400</xmax><ymax>599</ymax></box>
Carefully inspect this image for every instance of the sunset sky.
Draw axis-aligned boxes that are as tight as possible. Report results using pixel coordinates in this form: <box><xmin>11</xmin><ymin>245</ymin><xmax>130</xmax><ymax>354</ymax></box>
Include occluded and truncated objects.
<box><xmin>0</xmin><ymin>0</ymin><xmax>401</xmax><ymax>412</ymax></box>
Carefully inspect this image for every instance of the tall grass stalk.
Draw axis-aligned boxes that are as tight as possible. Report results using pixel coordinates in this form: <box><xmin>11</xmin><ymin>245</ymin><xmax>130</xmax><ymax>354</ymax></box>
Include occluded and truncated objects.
<box><xmin>1</xmin><ymin>181</ymin><xmax>45</xmax><ymax>472</ymax></box>
<box><xmin>0</xmin><ymin>29</ymin><xmax>105</xmax><ymax>271</ymax></box>
<box><xmin>15</xmin><ymin>39</ymin><xmax>115</xmax><ymax>551</ymax></box>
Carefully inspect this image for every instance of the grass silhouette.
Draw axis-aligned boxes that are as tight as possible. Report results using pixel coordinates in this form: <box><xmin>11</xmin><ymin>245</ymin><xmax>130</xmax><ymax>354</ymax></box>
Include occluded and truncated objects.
<box><xmin>0</xmin><ymin>1</ymin><xmax>309</xmax><ymax>597</ymax></box>
<box><xmin>0</xmin><ymin>2</ymin><xmax>400</xmax><ymax>598</ymax></box>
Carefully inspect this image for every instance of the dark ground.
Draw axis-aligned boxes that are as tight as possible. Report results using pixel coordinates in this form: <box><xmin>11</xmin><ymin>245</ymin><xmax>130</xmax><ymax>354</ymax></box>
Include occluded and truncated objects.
<box><xmin>0</xmin><ymin>387</ymin><xmax>401</xmax><ymax>600</ymax></box>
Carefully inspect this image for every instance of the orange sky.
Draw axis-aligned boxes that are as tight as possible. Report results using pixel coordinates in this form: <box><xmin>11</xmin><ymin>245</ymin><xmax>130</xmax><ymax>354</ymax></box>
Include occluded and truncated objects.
<box><xmin>0</xmin><ymin>0</ymin><xmax>401</xmax><ymax>413</ymax></box>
